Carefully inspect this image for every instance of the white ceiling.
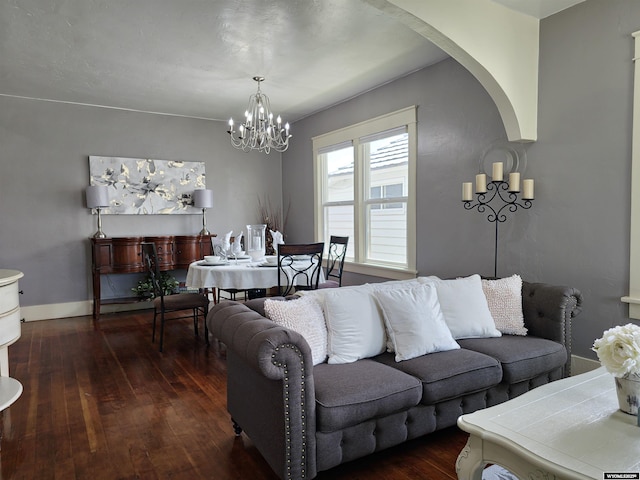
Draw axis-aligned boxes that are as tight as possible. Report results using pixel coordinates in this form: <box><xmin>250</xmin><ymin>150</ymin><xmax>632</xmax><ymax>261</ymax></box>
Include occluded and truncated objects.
<box><xmin>0</xmin><ymin>0</ymin><xmax>585</xmax><ymax>124</ymax></box>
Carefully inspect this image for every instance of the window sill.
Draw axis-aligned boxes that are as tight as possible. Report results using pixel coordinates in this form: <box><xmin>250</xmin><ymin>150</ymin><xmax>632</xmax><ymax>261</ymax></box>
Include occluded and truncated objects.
<box><xmin>621</xmin><ymin>295</ymin><xmax>640</xmax><ymax>319</ymax></box>
<box><xmin>343</xmin><ymin>262</ymin><xmax>417</xmax><ymax>280</ymax></box>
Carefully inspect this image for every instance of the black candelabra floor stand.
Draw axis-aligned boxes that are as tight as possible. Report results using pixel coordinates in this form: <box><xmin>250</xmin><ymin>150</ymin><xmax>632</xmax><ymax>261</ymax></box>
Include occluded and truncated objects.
<box><xmin>463</xmin><ymin>180</ymin><xmax>533</xmax><ymax>278</ymax></box>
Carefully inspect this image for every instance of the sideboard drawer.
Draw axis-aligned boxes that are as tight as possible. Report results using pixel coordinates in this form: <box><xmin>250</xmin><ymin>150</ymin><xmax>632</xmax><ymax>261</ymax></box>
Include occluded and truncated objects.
<box><xmin>0</xmin><ymin>282</ymin><xmax>19</xmax><ymax>315</ymax></box>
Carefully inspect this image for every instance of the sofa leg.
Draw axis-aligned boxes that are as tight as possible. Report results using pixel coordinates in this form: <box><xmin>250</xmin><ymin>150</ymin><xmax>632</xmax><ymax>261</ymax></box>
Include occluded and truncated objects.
<box><xmin>232</xmin><ymin>418</ymin><xmax>243</xmax><ymax>436</ymax></box>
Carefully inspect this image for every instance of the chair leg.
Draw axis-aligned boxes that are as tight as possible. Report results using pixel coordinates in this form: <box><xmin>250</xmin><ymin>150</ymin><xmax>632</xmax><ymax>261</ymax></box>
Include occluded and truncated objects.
<box><xmin>159</xmin><ymin>310</ymin><xmax>165</xmax><ymax>352</ymax></box>
<box><xmin>152</xmin><ymin>307</ymin><xmax>157</xmax><ymax>343</ymax></box>
<box><xmin>204</xmin><ymin>306</ymin><xmax>210</xmax><ymax>346</ymax></box>
<box><xmin>193</xmin><ymin>309</ymin><xmax>199</xmax><ymax>337</ymax></box>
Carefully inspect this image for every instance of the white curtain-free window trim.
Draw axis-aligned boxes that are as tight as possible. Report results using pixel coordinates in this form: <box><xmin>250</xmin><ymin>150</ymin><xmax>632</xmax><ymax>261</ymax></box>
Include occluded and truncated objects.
<box><xmin>313</xmin><ymin>106</ymin><xmax>417</xmax><ymax>279</ymax></box>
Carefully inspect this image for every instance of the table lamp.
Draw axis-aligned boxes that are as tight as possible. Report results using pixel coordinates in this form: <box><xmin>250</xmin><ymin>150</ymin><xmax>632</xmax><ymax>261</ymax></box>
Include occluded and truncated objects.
<box><xmin>86</xmin><ymin>185</ymin><xmax>109</xmax><ymax>238</ymax></box>
<box><xmin>193</xmin><ymin>189</ymin><xmax>214</xmax><ymax>235</ymax></box>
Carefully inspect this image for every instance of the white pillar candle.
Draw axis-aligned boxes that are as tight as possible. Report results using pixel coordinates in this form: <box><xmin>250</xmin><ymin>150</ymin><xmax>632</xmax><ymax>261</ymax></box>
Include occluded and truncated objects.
<box><xmin>462</xmin><ymin>182</ymin><xmax>473</xmax><ymax>201</ymax></box>
<box><xmin>492</xmin><ymin>162</ymin><xmax>504</xmax><ymax>181</ymax></box>
<box><xmin>508</xmin><ymin>172</ymin><xmax>520</xmax><ymax>192</ymax></box>
<box><xmin>475</xmin><ymin>174</ymin><xmax>487</xmax><ymax>193</ymax></box>
<box><xmin>522</xmin><ymin>179</ymin><xmax>535</xmax><ymax>199</ymax></box>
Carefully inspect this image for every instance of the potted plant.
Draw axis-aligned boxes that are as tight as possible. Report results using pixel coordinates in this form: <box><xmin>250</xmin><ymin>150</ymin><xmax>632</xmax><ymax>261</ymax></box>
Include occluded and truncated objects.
<box><xmin>592</xmin><ymin>323</ymin><xmax>640</xmax><ymax>415</ymax></box>
<box><xmin>132</xmin><ymin>273</ymin><xmax>179</xmax><ymax>300</ymax></box>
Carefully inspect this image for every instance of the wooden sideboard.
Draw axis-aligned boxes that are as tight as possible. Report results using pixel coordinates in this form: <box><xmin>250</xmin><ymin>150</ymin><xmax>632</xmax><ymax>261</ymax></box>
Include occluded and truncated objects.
<box><xmin>91</xmin><ymin>235</ymin><xmax>215</xmax><ymax>319</ymax></box>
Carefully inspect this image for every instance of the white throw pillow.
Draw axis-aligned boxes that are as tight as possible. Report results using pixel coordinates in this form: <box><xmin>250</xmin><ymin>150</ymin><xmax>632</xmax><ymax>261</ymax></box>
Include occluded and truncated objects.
<box><xmin>368</xmin><ymin>278</ymin><xmax>422</xmax><ymax>292</ymax></box>
<box><xmin>369</xmin><ymin>277</ymin><xmax>435</xmax><ymax>352</ymax></box>
<box><xmin>264</xmin><ymin>297</ymin><xmax>328</xmax><ymax>365</ymax></box>
<box><xmin>321</xmin><ymin>287</ymin><xmax>387</xmax><ymax>364</ymax></box>
<box><xmin>375</xmin><ymin>284</ymin><xmax>460</xmax><ymax>362</ymax></box>
<box><xmin>482</xmin><ymin>275</ymin><xmax>527</xmax><ymax>336</ymax></box>
<box><xmin>420</xmin><ymin>274</ymin><xmax>502</xmax><ymax>339</ymax></box>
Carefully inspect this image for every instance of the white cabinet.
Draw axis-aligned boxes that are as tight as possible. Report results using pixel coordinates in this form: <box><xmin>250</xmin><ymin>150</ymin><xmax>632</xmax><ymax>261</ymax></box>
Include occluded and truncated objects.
<box><xmin>0</xmin><ymin>270</ymin><xmax>23</xmax><ymax>410</ymax></box>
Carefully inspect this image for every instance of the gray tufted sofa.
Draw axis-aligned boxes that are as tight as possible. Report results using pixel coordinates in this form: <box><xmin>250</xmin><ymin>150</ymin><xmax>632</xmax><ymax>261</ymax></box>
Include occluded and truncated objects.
<box><xmin>208</xmin><ymin>280</ymin><xmax>583</xmax><ymax>480</ymax></box>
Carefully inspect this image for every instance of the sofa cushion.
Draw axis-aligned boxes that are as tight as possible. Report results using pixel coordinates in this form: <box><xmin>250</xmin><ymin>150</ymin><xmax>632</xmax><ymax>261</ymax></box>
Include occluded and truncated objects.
<box><xmin>420</xmin><ymin>275</ymin><xmax>502</xmax><ymax>339</ymax></box>
<box><xmin>457</xmin><ymin>336</ymin><xmax>567</xmax><ymax>384</ymax></box>
<box><xmin>374</xmin><ymin>284</ymin><xmax>460</xmax><ymax>361</ymax></box>
<box><xmin>313</xmin><ymin>359</ymin><xmax>422</xmax><ymax>433</ymax></box>
<box><xmin>373</xmin><ymin>349</ymin><xmax>502</xmax><ymax>404</ymax></box>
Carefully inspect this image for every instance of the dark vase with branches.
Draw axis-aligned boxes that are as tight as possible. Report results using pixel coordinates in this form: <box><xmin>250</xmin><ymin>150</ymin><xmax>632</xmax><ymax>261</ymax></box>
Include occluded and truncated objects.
<box><xmin>258</xmin><ymin>195</ymin><xmax>290</xmax><ymax>255</ymax></box>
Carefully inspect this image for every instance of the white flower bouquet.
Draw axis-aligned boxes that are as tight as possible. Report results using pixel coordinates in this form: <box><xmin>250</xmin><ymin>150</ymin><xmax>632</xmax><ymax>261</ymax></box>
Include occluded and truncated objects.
<box><xmin>592</xmin><ymin>323</ymin><xmax>640</xmax><ymax>378</ymax></box>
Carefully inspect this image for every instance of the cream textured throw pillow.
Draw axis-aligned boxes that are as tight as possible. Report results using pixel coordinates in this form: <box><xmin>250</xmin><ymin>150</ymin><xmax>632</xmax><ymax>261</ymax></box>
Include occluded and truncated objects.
<box><xmin>375</xmin><ymin>284</ymin><xmax>460</xmax><ymax>362</ymax></box>
<box><xmin>264</xmin><ymin>297</ymin><xmax>328</xmax><ymax>365</ymax></box>
<box><xmin>481</xmin><ymin>274</ymin><xmax>527</xmax><ymax>336</ymax></box>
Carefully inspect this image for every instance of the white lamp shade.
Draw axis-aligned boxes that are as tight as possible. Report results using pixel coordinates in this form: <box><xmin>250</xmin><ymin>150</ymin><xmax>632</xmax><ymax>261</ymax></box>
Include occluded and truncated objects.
<box><xmin>193</xmin><ymin>189</ymin><xmax>214</xmax><ymax>208</ymax></box>
<box><xmin>86</xmin><ymin>185</ymin><xmax>109</xmax><ymax>208</ymax></box>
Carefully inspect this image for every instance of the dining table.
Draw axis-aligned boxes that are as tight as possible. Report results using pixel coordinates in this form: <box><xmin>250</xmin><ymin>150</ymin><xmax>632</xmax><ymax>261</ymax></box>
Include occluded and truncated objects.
<box><xmin>185</xmin><ymin>257</ymin><xmax>325</xmax><ymax>294</ymax></box>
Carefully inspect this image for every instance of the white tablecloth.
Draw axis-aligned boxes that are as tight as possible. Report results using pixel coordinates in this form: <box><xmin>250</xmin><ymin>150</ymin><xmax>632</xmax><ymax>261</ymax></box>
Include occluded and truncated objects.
<box><xmin>186</xmin><ymin>260</ymin><xmax>324</xmax><ymax>290</ymax></box>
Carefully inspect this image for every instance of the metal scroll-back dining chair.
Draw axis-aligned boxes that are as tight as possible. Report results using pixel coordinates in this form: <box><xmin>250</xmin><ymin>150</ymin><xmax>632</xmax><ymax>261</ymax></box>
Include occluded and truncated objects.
<box><xmin>141</xmin><ymin>242</ymin><xmax>209</xmax><ymax>352</ymax></box>
<box><xmin>277</xmin><ymin>243</ymin><xmax>325</xmax><ymax>297</ymax></box>
<box><xmin>319</xmin><ymin>235</ymin><xmax>349</xmax><ymax>288</ymax></box>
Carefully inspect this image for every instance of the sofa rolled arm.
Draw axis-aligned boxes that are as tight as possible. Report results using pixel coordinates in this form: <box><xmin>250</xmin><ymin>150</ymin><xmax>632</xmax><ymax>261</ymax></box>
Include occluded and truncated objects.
<box><xmin>208</xmin><ymin>300</ymin><xmax>317</xmax><ymax>480</ymax></box>
<box><xmin>210</xmin><ymin>300</ymin><xmax>314</xmax><ymax>379</ymax></box>
<box><xmin>522</xmin><ymin>281</ymin><xmax>583</xmax><ymax>376</ymax></box>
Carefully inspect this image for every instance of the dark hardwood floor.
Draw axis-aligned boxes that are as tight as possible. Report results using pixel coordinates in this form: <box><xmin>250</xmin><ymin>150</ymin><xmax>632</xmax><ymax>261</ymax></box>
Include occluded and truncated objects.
<box><xmin>1</xmin><ymin>309</ymin><xmax>469</xmax><ymax>479</ymax></box>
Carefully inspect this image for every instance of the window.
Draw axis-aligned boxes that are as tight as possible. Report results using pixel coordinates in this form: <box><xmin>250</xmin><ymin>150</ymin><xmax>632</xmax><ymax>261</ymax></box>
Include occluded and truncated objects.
<box><xmin>313</xmin><ymin>107</ymin><xmax>417</xmax><ymax>279</ymax></box>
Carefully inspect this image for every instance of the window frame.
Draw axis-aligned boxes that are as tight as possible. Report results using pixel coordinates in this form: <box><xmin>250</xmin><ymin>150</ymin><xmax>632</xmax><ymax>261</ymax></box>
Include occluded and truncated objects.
<box><xmin>313</xmin><ymin>106</ymin><xmax>417</xmax><ymax>279</ymax></box>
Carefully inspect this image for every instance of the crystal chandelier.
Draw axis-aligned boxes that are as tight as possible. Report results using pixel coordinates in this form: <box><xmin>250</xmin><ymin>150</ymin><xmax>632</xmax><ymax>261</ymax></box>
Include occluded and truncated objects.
<box><xmin>227</xmin><ymin>76</ymin><xmax>291</xmax><ymax>154</ymax></box>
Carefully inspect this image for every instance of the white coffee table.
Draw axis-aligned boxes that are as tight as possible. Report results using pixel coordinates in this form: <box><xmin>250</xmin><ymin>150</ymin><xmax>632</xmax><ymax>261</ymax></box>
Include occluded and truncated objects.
<box><xmin>456</xmin><ymin>367</ymin><xmax>640</xmax><ymax>480</ymax></box>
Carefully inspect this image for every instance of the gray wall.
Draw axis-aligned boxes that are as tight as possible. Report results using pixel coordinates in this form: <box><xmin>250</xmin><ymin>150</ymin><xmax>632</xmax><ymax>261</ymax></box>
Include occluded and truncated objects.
<box><xmin>4</xmin><ymin>0</ymin><xmax>637</xmax><ymax>360</ymax></box>
<box><xmin>284</xmin><ymin>58</ymin><xmax>506</xmax><ymax>278</ymax></box>
<box><xmin>0</xmin><ymin>96</ymin><xmax>281</xmax><ymax>308</ymax></box>
<box><xmin>283</xmin><ymin>0</ymin><xmax>640</xmax><ymax>360</ymax></box>
<box><xmin>528</xmin><ymin>0</ymin><xmax>636</xmax><ymax>358</ymax></box>
<box><xmin>284</xmin><ymin>59</ymin><xmax>507</xmax><ymax>281</ymax></box>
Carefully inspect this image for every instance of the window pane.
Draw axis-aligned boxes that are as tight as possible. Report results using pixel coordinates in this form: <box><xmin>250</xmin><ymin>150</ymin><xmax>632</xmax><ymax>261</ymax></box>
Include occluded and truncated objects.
<box><xmin>326</xmin><ymin>146</ymin><xmax>354</xmax><ymax>202</ymax></box>
<box><xmin>367</xmin><ymin>203</ymin><xmax>407</xmax><ymax>265</ymax></box>
<box><xmin>365</xmin><ymin>133</ymin><xmax>408</xmax><ymax>201</ymax></box>
<box><xmin>370</xmin><ymin>186</ymin><xmax>381</xmax><ymax>210</ymax></box>
<box><xmin>364</xmin><ymin>131</ymin><xmax>408</xmax><ymax>265</ymax></box>
<box><xmin>324</xmin><ymin>205</ymin><xmax>354</xmax><ymax>259</ymax></box>
<box><xmin>385</xmin><ymin>183</ymin><xmax>403</xmax><ymax>198</ymax></box>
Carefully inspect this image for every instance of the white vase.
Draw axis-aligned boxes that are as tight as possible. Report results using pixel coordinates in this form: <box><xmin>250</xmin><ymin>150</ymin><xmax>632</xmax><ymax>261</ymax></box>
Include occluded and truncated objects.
<box><xmin>614</xmin><ymin>373</ymin><xmax>640</xmax><ymax>415</ymax></box>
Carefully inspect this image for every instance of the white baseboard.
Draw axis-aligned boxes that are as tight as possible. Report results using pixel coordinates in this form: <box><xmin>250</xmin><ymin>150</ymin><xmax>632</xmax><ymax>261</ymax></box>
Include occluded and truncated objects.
<box><xmin>571</xmin><ymin>355</ymin><xmax>600</xmax><ymax>375</ymax></box>
<box><xmin>20</xmin><ymin>300</ymin><xmax>152</xmax><ymax>322</ymax></box>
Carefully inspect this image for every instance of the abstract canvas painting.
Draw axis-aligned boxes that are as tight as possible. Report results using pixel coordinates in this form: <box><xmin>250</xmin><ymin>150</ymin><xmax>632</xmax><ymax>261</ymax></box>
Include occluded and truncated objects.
<box><xmin>89</xmin><ymin>156</ymin><xmax>205</xmax><ymax>214</ymax></box>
